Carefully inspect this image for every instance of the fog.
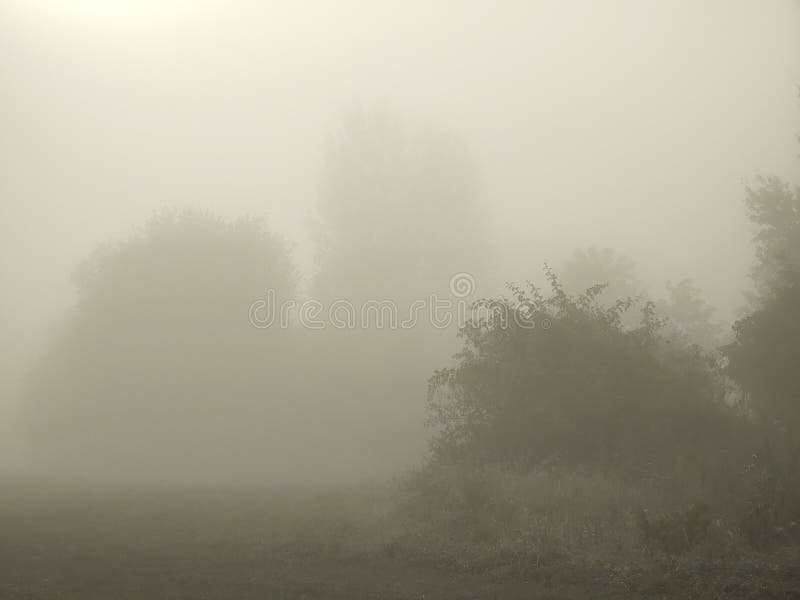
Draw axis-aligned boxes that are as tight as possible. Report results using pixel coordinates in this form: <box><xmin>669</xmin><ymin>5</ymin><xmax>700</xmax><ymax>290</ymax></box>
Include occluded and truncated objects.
<box><xmin>1</xmin><ymin>0</ymin><xmax>799</xmax><ymax>482</ymax></box>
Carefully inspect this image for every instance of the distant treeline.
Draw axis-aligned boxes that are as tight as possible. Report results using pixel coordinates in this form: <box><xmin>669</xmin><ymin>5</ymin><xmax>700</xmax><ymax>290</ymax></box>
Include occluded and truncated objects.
<box><xmin>18</xmin><ymin>104</ymin><xmax>800</xmax><ymax>542</ymax></box>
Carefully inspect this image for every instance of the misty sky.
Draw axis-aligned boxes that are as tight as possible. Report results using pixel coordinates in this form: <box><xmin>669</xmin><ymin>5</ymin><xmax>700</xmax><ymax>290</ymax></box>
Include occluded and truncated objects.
<box><xmin>2</xmin><ymin>1</ymin><xmax>799</xmax><ymax>420</ymax></box>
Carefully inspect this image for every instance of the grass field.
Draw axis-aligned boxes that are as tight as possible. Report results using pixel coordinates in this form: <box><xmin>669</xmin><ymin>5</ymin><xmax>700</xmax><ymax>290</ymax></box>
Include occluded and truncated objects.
<box><xmin>1</xmin><ymin>478</ymin><xmax>798</xmax><ymax>599</ymax></box>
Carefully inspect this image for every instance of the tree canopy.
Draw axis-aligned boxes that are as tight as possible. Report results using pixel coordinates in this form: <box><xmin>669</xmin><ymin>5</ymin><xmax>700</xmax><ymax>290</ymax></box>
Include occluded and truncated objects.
<box><xmin>21</xmin><ymin>210</ymin><xmax>297</xmax><ymax>482</ymax></box>
<box><xmin>725</xmin><ymin>173</ymin><xmax>800</xmax><ymax>435</ymax></box>
<box><xmin>312</xmin><ymin>106</ymin><xmax>490</xmax><ymax>305</ymax></box>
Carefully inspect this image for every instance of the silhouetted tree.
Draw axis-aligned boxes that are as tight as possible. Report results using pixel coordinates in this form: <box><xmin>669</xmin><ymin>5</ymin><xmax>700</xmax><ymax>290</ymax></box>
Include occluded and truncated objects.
<box><xmin>725</xmin><ymin>280</ymin><xmax>800</xmax><ymax>434</ymax></box>
<box><xmin>302</xmin><ymin>107</ymin><xmax>493</xmax><ymax>472</ymax></box>
<box><xmin>658</xmin><ymin>278</ymin><xmax>723</xmax><ymax>351</ymax></box>
<box><xmin>725</xmin><ymin>174</ymin><xmax>800</xmax><ymax>434</ymax></box>
<box><xmin>312</xmin><ymin>105</ymin><xmax>490</xmax><ymax>305</ymax></box>
<box><xmin>21</xmin><ymin>210</ymin><xmax>297</xmax><ymax>482</ymax></box>
<box><xmin>742</xmin><ymin>176</ymin><xmax>800</xmax><ymax>305</ymax></box>
<box><xmin>561</xmin><ymin>246</ymin><xmax>647</xmax><ymax>329</ymax></box>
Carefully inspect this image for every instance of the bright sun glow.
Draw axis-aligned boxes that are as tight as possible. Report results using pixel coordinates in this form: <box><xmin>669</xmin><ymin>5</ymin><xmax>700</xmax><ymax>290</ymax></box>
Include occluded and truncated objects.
<box><xmin>16</xmin><ymin>0</ymin><xmax>183</xmax><ymax>29</ymax></box>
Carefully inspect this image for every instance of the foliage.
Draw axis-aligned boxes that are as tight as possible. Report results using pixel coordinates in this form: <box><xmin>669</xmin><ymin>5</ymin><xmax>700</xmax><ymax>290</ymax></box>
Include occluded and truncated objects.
<box><xmin>561</xmin><ymin>246</ymin><xmax>648</xmax><ymax>327</ymax></box>
<box><xmin>311</xmin><ymin>105</ymin><xmax>490</xmax><ymax>304</ymax></box>
<box><xmin>302</xmin><ymin>106</ymin><xmax>493</xmax><ymax>474</ymax></box>
<box><xmin>658</xmin><ymin>278</ymin><xmax>724</xmax><ymax>351</ymax></box>
<box><xmin>742</xmin><ymin>176</ymin><xmax>800</xmax><ymax>304</ymax></box>
<box><xmin>725</xmin><ymin>174</ymin><xmax>800</xmax><ymax>433</ymax></box>
<box><xmin>724</xmin><ymin>280</ymin><xmax>800</xmax><ymax>433</ymax></box>
<box><xmin>737</xmin><ymin>453</ymin><xmax>800</xmax><ymax>549</ymax></box>
<box><xmin>21</xmin><ymin>209</ymin><xmax>297</xmax><ymax>482</ymax></box>
<box><xmin>427</xmin><ymin>267</ymin><xmax>732</xmax><ymax>473</ymax></box>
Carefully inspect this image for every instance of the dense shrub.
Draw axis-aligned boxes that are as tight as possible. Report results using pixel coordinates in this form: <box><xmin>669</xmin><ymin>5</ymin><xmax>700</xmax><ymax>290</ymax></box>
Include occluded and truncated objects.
<box><xmin>427</xmin><ymin>269</ymin><xmax>738</xmax><ymax>476</ymax></box>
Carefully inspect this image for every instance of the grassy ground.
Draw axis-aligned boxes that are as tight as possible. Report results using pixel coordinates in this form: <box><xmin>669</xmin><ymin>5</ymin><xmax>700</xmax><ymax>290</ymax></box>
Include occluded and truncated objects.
<box><xmin>0</xmin><ymin>477</ymin><xmax>798</xmax><ymax>599</ymax></box>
